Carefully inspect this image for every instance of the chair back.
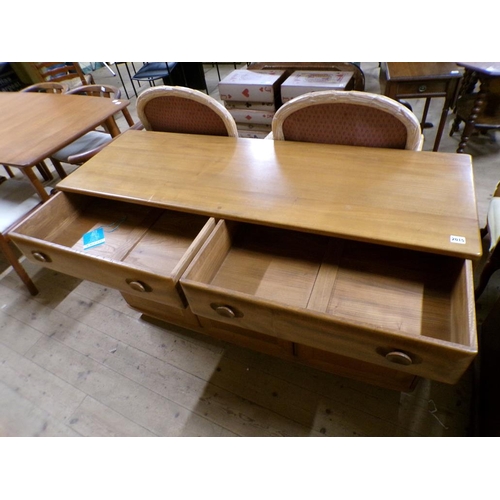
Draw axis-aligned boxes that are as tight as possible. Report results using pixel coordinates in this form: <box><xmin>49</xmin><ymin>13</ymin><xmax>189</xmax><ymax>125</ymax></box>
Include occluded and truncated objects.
<box><xmin>67</xmin><ymin>84</ymin><xmax>135</xmax><ymax>128</ymax></box>
<box><xmin>66</xmin><ymin>84</ymin><xmax>122</xmax><ymax>98</ymax></box>
<box><xmin>272</xmin><ymin>90</ymin><xmax>423</xmax><ymax>151</ymax></box>
<box><xmin>21</xmin><ymin>82</ymin><xmax>69</xmax><ymax>93</ymax></box>
<box><xmin>29</xmin><ymin>62</ymin><xmax>93</xmax><ymax>88</ymax></box>
<box><xmin>137</xmin><ymin>85</ymin><xmax>238</xmax><ymax>137</ymax></box>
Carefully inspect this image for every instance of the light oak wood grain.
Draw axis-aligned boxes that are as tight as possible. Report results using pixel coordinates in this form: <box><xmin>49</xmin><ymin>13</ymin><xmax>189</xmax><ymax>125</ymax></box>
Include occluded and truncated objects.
<box><xmin>181</xmin><ymin>220</ymin><xmax>476</xmax><ymax>384</ymax></box>
<box><xmin>57</xmin><ymin>130</ymin><xmax>482</xmax><ymax>259</ymax></box>
<box><xmin>0</xmin><ymin>63</ymin><xmax>484</xmax><ymax>437</ymax></box>
<box><xmin>12</xmin><ymin>192</ymin><xmax>216</xmax><ymax>308</ymax></box>
<box><xmin>0</xmin><ymin>92</ymin><xmax>128</xmax><ymax>167</ymax></box>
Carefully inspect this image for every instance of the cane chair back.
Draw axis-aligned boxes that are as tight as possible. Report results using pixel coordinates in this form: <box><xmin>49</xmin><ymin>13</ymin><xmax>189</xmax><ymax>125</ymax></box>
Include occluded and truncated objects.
<box><xmin>137</xmin><ymin>85</ymin><xmax>238</xmax><ymax>137</ymax></box>
<box><xmin>272</xmin><ymin>90</ymin><xmax>424</xmax><ymax>151</ymax></box>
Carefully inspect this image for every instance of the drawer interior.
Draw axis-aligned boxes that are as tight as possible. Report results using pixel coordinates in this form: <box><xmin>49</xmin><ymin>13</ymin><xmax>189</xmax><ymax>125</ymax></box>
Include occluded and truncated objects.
<box><xmin>186</xmin><ymin>221</ymin><xmax>474</xmax><ymax>349</ymax></box>
<box><xmin>15</xmin><ymin>192</ymin><xmax>211</xmax><ymax>277</ymax></box>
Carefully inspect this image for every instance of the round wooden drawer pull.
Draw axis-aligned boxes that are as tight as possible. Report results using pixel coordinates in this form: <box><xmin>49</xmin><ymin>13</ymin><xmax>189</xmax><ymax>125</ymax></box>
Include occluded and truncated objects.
<box><xmin>215</xmin><ymin>306</ymin><xmax>236</xmax><ymax>318</ymax></box>
<box><xmin>128</xmin><ymin>280</ymin><xmax>147</xmax><ymax>293</ymax></box>
<box><xmin>385</xmin><ymin>351</ymin><xmax>413</xmax><ymax>366</ymax></box>
<box><xmin>32</xmin><ymin>251</ymin><xmax>51</xmax><ymax>263</ymax></box>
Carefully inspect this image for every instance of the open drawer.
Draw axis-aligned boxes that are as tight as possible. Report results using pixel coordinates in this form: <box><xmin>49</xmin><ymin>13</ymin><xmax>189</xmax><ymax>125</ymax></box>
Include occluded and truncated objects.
<box><xmin>180</xmin><ymin>220</ymin><xmax>477</xmax><ymax>384</ymax></box>
<box><xmin>10</xmin><ymin>192</ymin><xmax>216</xmax><ymax>308</ymax></box>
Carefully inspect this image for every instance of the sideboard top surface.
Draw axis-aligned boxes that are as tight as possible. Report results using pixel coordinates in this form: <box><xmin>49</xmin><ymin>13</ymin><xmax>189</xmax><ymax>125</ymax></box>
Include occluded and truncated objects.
<box><xmin>56</xmin><ymin>130</ymin><xmax>482</xmax><ymax>259</ymax></box>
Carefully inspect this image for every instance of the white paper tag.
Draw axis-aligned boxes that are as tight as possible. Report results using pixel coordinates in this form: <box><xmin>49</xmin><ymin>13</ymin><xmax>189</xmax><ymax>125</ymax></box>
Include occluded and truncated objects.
<box><xmin>450</xmin><ymin>235</ymin><xmax>466</xmax><ymax>245</ymax></box>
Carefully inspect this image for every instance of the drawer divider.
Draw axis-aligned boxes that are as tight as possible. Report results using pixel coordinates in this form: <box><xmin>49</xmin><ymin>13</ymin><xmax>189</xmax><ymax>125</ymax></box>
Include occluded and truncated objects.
<box><xmin>307</xmin><ymin>238</ymin><xmax>344</xmax><ymax>314</ymax></box>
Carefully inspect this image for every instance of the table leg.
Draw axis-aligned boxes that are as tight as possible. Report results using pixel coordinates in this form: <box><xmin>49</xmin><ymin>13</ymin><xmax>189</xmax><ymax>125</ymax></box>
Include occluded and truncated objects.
<box><xmin>457</xmin><ymin>82</ymin><xmax>488</xmax><ymax>154</ymax></box>
<box><xmin>421</xmin><ymin>97</ymin><xmax>432</xmax><ymax>128</ymax></box>
<box><xmin>21</xmin><ymin>167</ymin><xmax>50</xmax><ymax>202</ymax></box>
<box><xmin>432</xmin><ymin>106</ymin><xmax>450</xmax><ymax>152</ymax></box>
<box><xmin>105</xmin><ymin>116</ymin><xmax>121</xmax><ymax>138</ymax></box>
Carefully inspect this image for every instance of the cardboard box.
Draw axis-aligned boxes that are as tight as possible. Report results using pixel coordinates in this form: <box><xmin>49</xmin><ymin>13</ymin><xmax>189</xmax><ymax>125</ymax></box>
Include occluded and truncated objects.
<box><xmin>281</xmin><ymin>71</ymin><xmax>354</xmax><ymax>103</ymax></box>
<box><xmin>236</xmin><ymin>123</ymin><xmax>271</xmax><ymax>131</ymax></box>
<box><xmin>228</xmin><ymin>108</ymin><xmax>274</xmax><ymax>125</ymax></box>
<box><xmin>218</xmin><ymin>69</ymin><xmax>286</xmax><ymax>103</ymax></box>
<box><xmin>224</xmin><ymin>101</ymin><xmax>277</xmax><ymax>112</ymax></box>
<box><xmin>238</xmin><ymin>129</ymin><xmax>271</xmax><ymax>139</ymax></box>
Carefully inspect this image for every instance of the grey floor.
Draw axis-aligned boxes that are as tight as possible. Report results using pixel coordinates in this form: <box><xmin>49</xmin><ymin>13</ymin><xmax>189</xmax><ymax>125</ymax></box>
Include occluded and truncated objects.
<box><xmin>1</xmin><ymin>62</ymin><xmax>499</xmax><ymax>438</ymax></box>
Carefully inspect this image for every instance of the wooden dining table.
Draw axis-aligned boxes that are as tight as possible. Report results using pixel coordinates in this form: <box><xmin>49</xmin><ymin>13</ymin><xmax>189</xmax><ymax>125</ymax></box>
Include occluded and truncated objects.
<box><xmin>0</xmin><ymin>91</ymin><xmax>130</xmax><ymax>201</ymax></box>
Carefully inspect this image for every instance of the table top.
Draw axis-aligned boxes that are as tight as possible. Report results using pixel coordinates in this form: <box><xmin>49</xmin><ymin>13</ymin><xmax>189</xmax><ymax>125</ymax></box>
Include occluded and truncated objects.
<box><xmin>383</xmin><ymin>62</ymin><xmax>463</xmax><ymax>81</ymax></box>
<box><xmin>57</xmin><ymin>130</ymin><xmax>482</xmax><ymax>260</ymax></box>
<box><xmin>0</xmin><ymin>92</ymin><xmax>129</xmax><ymax>167</ymax></box>
<box><xmin>457</xmin><ymin>62</ymin><xmax>500</xmax><ymax>76</ymax></box>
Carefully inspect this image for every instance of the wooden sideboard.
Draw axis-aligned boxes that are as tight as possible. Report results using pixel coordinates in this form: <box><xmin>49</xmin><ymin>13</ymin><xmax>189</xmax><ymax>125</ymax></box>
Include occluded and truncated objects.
<box><xmin>10</xmin><ymin>131</ymin><xmax>482</xmax><ymax>392</ymax></box>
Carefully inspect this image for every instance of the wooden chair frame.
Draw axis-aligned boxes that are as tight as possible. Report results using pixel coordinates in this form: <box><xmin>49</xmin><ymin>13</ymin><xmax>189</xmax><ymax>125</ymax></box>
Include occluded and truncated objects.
<box><xmin>271</xmin><ymin>90</ymin><xmax>424</xmax><ymax>151</ymax></box>
<box><xmin>21</xmin><ymin>82</ymin><xmax>70</xmax><ymax>93</ymax></box>
<box><xmin>0</xmin><ymin>178</ymin><xmax>47</xmax><ymax>295</ymax></box>
<box><xmin>49</xmin><ymin>84</ymin><xmax>136</xmax><ymax>178</ymax></box>
<box><xmin>17</xmin><ymin>82</ymin><xmax>71</xmax><ymax>180</ymax></box>
<box><xmin>30</xmin><ymin>62</ymin><xmax>93</xmax><ymax>87</ymax></box>
<box><xmin>136</xmin><ymin>85</ymin><xmax>239</xmax><ymax>137</ymax></box>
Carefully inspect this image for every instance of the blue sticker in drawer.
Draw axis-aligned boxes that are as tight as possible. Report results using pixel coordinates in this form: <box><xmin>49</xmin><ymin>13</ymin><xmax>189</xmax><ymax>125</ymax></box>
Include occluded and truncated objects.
<box><xmin>82</xmin><ymin>227</ymin><xmax>106</xmax><ymax>250</ymax></box>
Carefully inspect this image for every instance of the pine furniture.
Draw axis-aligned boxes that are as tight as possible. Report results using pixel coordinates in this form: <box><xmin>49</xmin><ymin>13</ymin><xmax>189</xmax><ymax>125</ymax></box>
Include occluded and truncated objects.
<box><xmin>0</xmin><ymin>92</ymin><xmax>129</xmax><ymax>200</ymax></box>
<box><xmin>10</xmin><ymin>130</ymin><xmax>482</xmax><ymax>392</ymax></box>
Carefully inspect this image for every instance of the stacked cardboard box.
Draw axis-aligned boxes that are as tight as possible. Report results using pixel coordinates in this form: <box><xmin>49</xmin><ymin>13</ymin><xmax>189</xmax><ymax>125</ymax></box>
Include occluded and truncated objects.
<box><xmin>280</xmin><ymin>70</ymin><xmax>354</xmax><ymax>103</ymax></box>
<box><xmin>218</xmin><ymin>69</ymin><xmax>286</xmax><ymax>138</ymax></box>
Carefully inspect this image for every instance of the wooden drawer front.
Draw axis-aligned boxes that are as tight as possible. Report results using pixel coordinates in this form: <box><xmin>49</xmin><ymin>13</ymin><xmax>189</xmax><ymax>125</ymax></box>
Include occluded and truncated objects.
<box><xmin>197</xmin><ymin>316</ymin><xmax>294</xmax><ymax>359</ymax></box>
<box><xmin>180</xmin><ymin>220</ymin><xmax>477</xmax><ymax>384</ymax></box>
<box><xmin>389</xmin><ymin>79</ymin><xmax>450</xmax><ymax>98</ymax></box>
<box><xmin>294</xmin><ymin>344</ymin><xmax>417</xmax><ymax>392</ymax></box>
<box><xmin>121</xmin><ymin>292</ymin><xmax>201</xmax><ymax>329</ymax></box>
<box><xmin>10</xmin><ymin>192</ymin><xmax>216</xmax><ymax>308</ymax></box>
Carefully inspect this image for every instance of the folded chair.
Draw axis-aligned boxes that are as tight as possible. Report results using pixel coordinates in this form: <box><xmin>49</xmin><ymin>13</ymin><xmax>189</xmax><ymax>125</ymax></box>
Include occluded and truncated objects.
<box><xmin>271</xmin><ymin>90</ymin><xmax>424</xmax><ymax>150</ymax></box>
<box><xmin>136</xmin><ymin>85</ymin><xmax>238</xmax><ymax>137</ymax></box>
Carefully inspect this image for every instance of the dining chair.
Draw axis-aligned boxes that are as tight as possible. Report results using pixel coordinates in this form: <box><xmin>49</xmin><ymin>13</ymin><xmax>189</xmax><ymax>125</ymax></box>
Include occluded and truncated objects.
<box><xmin>132</xmin><ymin>62</ymin><xmax>179</xmax><ymax>87</ymax></box>
<box><xmin>136</xmin><ymin>85</ymin><xmax>238</xmax><ymax>137</ymax></box>
<box><xmin>271</xmin><ymin>90</ymin><xmax>424</xmax><ymax>150</ymax></box>
<box><xmin>0</xmin><ymin>177</ymin><xmax>51</xmax><ymax>295</ymax></box>
<box><xmin>29</xmin><ymin>62</ymin><xmax>93</xmax><ymax>89</ymax></box>
<box><xmin>475</xmin><ymin>181</ymin><xmax>500</xmax><ymax>298</ymax></box>
<box><xmin>1</xmin><ymin>83</ymin><xmax>68</xmax><ymax>181</ymax></box>
<box><xmin>49</xmin><ymin>84</ymin><xmax>138</xmax><ymax>178</ymax></box>
<box><xmin>21</xmin><ymin>82</ymin><xmax>70</xmax><ymax>93</ymax></box>
<box><xmin>15</xmin><ymin>82</ymin><xmax>72</xmax><ymax>181</ymax></box>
